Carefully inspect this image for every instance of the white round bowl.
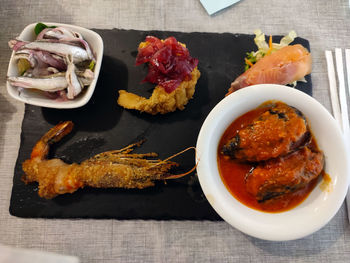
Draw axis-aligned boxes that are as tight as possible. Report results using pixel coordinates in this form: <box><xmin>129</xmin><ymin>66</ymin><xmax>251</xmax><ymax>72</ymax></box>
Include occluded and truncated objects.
<box><xmin>6</xmin><ymin>22</ymin><xmax>104</xmax><ymax>109</ymax></box>
<box><xmin>196</xmin><ymin>84</ymin><xmax>350</xmax><ymax>241</ymax></box>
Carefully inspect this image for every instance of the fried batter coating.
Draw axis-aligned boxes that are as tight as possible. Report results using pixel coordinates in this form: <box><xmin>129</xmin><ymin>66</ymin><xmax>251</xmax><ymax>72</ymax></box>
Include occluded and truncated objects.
<box><xmin>23</xmin><ymin>152</ymin><xmax>176</xmax><ymax>199</ymax></box>
<box><xmin>117</xmin><ymin>67</ymin><xmax>200</xmax><ymax>115</ymax></box>
<box><xmin>22</xmin><ymin>121</ymin><xmax>179</xmax><ymax>199</ymax></box>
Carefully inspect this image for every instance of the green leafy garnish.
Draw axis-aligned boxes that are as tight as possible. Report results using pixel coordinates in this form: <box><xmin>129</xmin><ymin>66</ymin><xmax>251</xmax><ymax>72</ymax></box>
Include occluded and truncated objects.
<box><xmin>34</xmin><ymin>22</ymin><xmax>56</xmax><ymax>35</ymax></box>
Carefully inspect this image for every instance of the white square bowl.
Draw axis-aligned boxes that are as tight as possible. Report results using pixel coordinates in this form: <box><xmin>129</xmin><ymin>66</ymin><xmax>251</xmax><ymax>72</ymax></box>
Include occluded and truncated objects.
<box><xmin>6</xmin><ymin>22</ymin><xmax>103</xmax><ymax>109</ymax></box>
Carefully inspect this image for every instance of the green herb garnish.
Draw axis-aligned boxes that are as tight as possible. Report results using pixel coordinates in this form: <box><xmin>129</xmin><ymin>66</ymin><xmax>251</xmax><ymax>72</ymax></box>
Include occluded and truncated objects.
<box><xmin>34</xmin><ymin>22</ymin><xmax>56</xmax><ymax>35</ymax></box>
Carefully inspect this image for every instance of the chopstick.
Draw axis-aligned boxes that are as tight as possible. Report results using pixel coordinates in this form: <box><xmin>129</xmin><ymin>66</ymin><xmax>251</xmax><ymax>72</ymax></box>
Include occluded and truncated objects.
<box><xmin>334</xmin><ymin>49</ymin><xmax>350</xmax><ymax>137</ymax></box>
<box><xmin>325</xmin><ymin>49</ymin><xmax>350</xmax><ymax>223</ymax></box>
<box><xmin>325</xmin><ymin>51</ymin><xmax>342</xmax><ymax>125</ymax></box>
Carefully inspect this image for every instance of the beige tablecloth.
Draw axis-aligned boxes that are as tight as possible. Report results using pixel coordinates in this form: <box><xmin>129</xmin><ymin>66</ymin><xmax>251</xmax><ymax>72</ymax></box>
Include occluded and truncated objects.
<box><xmin>0</xmin><ymin>0</ymin><xmax>349</xmax><ymax>262</ymax></box>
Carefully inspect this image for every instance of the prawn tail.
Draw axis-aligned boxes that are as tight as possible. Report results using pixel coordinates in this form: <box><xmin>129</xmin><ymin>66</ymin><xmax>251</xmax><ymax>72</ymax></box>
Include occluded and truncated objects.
<box><xmin>30</xmin><ymin>121</ymin><xmax>74</xmax><ymax>160</ymax></box>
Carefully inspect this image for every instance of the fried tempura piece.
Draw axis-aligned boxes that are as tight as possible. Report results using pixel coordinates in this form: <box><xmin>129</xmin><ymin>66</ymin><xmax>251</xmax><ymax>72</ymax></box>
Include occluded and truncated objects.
<box><xmin>22</xmin><ymin>121</ymin><xmax>181</xmax><ymax>199</ymax></box>
<box><xmin>117</xmin><ymin>67</ymin><xmax>200</xmax><ymax>115</ymax></box>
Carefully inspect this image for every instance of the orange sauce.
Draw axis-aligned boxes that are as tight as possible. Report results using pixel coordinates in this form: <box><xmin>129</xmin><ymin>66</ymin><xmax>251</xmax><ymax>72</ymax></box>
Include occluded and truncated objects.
<box><xmin>217</xmin><ymin>105</ymin><xmax>321</xmax><ymax>213</ymax></box>
<box><xmin>320</xmin><ymin>173</ymin><xmax>332</xmax><ymax>192</ymax></box>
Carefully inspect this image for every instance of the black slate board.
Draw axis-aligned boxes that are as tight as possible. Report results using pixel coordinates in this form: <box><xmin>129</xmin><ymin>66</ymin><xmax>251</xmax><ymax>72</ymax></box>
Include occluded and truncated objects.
<box><xmin>10</xmin><ymin>29</ymin><xmax>312</xmax><ymax>220</ymax></box>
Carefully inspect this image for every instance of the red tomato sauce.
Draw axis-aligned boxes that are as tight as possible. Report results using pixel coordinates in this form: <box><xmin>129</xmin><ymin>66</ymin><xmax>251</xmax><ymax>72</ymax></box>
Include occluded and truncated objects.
<box><xmin>217</xmin><ymin>105</ymin><xmax>320</xmax><ymax>213</ymax></box>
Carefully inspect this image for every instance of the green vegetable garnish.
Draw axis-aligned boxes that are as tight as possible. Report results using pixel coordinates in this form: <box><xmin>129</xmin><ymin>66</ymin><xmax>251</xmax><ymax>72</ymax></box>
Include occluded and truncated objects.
<box><xmin>17</xmin><ymin>58</ymin><xmax>31</xmax><ymax>75</ymax></box>
<box><xmin>244</xmin><ymin>52</ymin><xmax>258</xmax><ymax>71</ymax></box>
<box><xmin>88</xmin><ymin>60</ymin><xmax>95</xmax><ymax>71</ymax></box>
<box><xmin>34</xmin><ymin>22</ymin><xmax>56</xmax><ymax>35</ymax></box>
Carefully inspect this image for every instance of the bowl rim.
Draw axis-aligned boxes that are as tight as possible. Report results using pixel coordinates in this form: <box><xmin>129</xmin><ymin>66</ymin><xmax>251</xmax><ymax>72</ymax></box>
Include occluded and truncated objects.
<box><xmin>6</xmin><ymin>22</ymin><xmax>104</xmax><ymax>109</ymax></box>
<box><xmin>196</xmin><ymin>84</ymin><xmax>350</xmax><ymax>241</ymax></box>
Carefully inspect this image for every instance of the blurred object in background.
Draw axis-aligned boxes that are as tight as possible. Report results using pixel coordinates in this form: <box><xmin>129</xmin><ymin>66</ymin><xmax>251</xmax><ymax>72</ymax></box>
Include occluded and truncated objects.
<box><xmin>0</xmin><ymin>245</ymin><xmax>79</xmax><ymax>263</ymax></box>
<box><xmin>200</xmin><ymin>0</ymin><xmax>243</xmax><ymax>15</ymax></box>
